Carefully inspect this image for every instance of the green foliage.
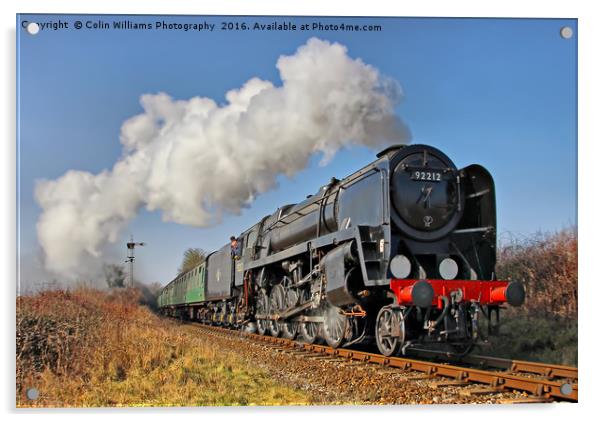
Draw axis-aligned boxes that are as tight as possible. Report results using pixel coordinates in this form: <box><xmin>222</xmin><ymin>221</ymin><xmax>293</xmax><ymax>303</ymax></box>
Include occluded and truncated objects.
<box><xmin>479</xmin><ymin>315</ymin><xmax>577</xmax><ymax>366</ymax></box>
<box><xmin>178</xmin><ymin>248</ymin><xmax>206</xmax><ymax>275</ymax></box>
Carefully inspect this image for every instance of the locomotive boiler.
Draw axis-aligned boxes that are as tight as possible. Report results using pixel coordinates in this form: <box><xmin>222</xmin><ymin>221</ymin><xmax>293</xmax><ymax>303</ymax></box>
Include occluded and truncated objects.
<box><xmin>158</xmin><ymin>144</ymin><xmax>525</xmax><ymax>357</ymax></box>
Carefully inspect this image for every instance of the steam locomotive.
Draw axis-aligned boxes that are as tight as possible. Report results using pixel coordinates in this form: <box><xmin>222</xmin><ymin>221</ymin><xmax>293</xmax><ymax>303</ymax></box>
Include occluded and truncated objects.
<box><xmin>157</xmin><ymin>144</ymin><xmax>525</xmax><ymax>356</ymax></box>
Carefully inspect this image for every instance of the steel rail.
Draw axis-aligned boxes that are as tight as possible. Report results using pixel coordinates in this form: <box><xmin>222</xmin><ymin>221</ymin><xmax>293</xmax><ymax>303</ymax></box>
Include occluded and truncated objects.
<box><xmin>191</xmin><ymin>323</ymin><xmax>578</xmax><ymax>402</ymax></box>
<box><xmin>459</xmin><ymin>354</ymin><xmax>578</xmax><ymax>380</ymax></box>
<box><xmin>406</xmin><ymin>348</ymin><xmax>578</xmax><ymax>380</ymax></box>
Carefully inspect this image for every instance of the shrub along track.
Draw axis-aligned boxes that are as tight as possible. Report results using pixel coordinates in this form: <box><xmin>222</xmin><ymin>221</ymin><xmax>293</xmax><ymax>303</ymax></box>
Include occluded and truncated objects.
<box><xmin>185</xmin><ymin>322</ymin><xmax>577</xmax><ymax>404</ymax></box>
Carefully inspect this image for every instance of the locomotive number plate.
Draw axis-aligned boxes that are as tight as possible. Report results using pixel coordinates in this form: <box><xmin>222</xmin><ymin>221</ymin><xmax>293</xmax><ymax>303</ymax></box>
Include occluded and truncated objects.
<box><xmin>411</xmin><ymin>171</ymin><xmax>442</xmax><ymax>182</ymax></box>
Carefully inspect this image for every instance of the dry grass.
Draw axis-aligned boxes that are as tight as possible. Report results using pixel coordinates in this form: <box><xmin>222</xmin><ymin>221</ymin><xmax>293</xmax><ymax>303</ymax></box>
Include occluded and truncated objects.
<box><xmin>16</xmin><ymin>288</ymin><xmax>308</xmax><ymax>407</ymax></box>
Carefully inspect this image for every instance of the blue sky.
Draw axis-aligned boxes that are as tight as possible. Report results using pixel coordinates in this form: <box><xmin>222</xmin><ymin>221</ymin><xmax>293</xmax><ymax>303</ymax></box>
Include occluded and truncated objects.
<box><xmin>17</xmin><ymin>15</ymin><xmax>577</xmax><ymax>285</ymax></box>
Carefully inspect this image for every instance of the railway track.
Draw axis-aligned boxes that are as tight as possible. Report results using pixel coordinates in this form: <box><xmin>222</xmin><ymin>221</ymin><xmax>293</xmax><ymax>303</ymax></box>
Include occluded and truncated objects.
<box><xmin>188</xmin><ymin>322</ymin><xmax>578</xmax><ymax>403</ymax></box>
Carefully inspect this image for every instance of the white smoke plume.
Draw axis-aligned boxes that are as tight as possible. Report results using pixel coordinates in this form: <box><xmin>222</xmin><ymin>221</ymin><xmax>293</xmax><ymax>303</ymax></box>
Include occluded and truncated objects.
<box><xmin>35</xmin><ymin>37</ymin><xmax>411</xmax><ymax>278</ymax></box>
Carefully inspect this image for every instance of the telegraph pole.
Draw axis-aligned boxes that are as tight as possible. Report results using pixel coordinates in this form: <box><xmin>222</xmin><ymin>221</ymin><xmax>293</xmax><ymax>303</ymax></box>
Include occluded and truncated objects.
<box><xmin>125</xmin><ymin>235</ymin><xmax>145</xmax><ymax>287</ymax></box>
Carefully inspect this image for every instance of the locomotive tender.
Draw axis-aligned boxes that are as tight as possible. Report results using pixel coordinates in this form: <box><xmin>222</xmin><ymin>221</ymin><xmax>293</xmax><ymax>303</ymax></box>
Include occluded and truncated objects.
<box><xmin>158</xmin><ymin>144</ymin><xmax>525</xmax><ymax>356</ymax></box>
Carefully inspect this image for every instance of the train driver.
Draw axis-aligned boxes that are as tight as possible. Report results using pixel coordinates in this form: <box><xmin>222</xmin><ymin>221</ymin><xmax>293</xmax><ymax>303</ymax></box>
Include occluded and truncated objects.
<box><xmin>230</xmin><ymin>236</ymin><xmax>241</xmax><ymax>260</ymax></box>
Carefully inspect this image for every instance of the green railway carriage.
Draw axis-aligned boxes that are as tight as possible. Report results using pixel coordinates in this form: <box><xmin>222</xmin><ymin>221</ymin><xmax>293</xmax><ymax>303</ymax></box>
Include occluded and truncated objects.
<box><xmin>157</xmin><ymin>262</ymin><xmax>206</xmax><ymax>315</ymax></box>
<box><xmin>158</xmin><ymin>243</ymin><xmax>245</xmax><ymax>324</ymax></box>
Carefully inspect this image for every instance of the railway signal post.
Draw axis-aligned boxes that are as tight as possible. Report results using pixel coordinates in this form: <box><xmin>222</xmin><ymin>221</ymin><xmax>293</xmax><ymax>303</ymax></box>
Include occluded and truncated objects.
<box><xmin>125</xmin><ymin>235</ymin><xmax>145</xmax><ymax>287</ymax></box>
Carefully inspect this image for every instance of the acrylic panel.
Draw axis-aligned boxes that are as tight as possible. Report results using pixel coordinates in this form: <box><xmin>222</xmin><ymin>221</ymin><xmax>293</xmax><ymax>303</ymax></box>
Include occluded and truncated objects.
<box><xmin>16</xmin><ymin>14</ymin><xmax>578</xmax><ymax>407</ymax></box>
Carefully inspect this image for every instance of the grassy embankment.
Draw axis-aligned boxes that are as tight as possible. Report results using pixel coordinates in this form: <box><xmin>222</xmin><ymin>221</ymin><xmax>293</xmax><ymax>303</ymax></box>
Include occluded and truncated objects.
<box><xmin>481</xmin><ymin>229</ymin><xmax>577</xmax><ymax>366</ymax></box>
<box><xmin>16</xmin><ymin>229</ymin><xmax>578</xmax><ymax>406</ymax></box>
<box><xmin>16</xmin><ymin>288</ymin><xmax>308</xmax><ymax>407</ymax></box>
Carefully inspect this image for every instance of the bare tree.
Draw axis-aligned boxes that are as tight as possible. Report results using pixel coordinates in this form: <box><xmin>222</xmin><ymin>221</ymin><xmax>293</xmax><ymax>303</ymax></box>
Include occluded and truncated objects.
<box><xmin>178</xmin><ymin>248</ymin><xmax>207</xmax><ymax>274</ymax></box>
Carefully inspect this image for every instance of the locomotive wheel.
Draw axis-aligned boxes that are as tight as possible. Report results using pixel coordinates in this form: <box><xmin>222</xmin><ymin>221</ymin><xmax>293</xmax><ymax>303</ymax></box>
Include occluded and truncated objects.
<box><xmin>281</xmin><ymin>320</ymin><xmax>297</xmax><ymax>339</ymax></box>
<box><xmin>299</xmin><ymin>315</ymin><xmax>320</xmax><ymax>344</ymax></box>
<box><xmin>375</xmin><ymin>306</ymin><xmax>404</xmax><ymax>357</ymax></box>
<box><xmin>281</xmin><ymin>287</ymin><xmax>299</xmax><ymax>339</ymax></box>
<box><xmin>256</xmin><ymin>290</ymin><xmax>269</xmax><ymax>336</ymax></box>
<box><xmin>322</xmin><ymin>305</ymin><xmax>348</xmax><ymax>348</ymax></box>
<box><xmin>298</xmin><ymin>290</ymin><xmax>319</xmax><ymax>343</ymax></box>
<box><xmin>268</xmin><ymin>284</ymin><xmax>285</xmax><ymax>337</ymax></box>
<box><xmin>227</xmin><ymin>308</ymin><xmax>235</xmax><ymax>327</ymax></box>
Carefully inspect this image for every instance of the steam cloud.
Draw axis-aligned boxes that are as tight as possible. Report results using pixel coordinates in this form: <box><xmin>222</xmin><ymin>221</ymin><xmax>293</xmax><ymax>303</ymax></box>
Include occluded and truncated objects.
<box><xmin>35</xmin><ymin>38</ymin><xmax>411</xmax><ymax>278</ymax></box>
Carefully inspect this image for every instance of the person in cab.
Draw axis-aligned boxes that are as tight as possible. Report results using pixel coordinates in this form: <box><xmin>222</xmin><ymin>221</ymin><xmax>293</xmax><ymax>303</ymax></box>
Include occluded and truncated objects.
<box><xmin>230</xmin><ymin>236</ymin><xmax>241</xmax><ymax>260</ymax></box>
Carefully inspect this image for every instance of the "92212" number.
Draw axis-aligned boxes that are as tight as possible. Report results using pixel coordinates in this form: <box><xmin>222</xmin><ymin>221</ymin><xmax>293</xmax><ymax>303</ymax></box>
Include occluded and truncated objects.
<box><xmin>412</xmin><ymin>171</ymin><xmax>442</xmax><ymax>182</ymax></box>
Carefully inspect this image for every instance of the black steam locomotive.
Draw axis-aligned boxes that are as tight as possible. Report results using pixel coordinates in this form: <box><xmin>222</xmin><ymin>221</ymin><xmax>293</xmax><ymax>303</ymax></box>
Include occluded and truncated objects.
<box><xmin>158</xmin><ymin>144</ymin><xmax>525</xmax><ymax>356</ymax></box>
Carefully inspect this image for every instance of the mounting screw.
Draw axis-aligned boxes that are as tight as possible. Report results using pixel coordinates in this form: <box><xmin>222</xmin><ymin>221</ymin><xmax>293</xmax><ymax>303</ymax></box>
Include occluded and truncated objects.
<box><xmin>26</xmin><ymin>388</ymin><xmax>39</xmax><ymax>400</ymax></box>
<box><xmin>560</xmin><ymin>383</ymin><xmax>573</xmax><ymax>396</ymax></box>
<box><xmin>560</xmin><ymin>26</ymin><xmax>573</xmax><ymax>39</ymax></box>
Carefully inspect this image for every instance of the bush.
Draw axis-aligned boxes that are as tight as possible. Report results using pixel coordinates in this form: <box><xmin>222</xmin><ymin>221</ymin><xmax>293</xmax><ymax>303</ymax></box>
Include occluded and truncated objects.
<box><xmin>497</xmin><ymin>228</ymin><xmax>577</xmax><ymax>319</ymax></box>
<box><xmin>16</xmin><ymin>288</ymin><xmax>306</xmax><ymax>407</ymax></box>
<box><xmin>479</xmin><ymin>229</ymin><xmax>578</xmax><ymax>366</ymax></box>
